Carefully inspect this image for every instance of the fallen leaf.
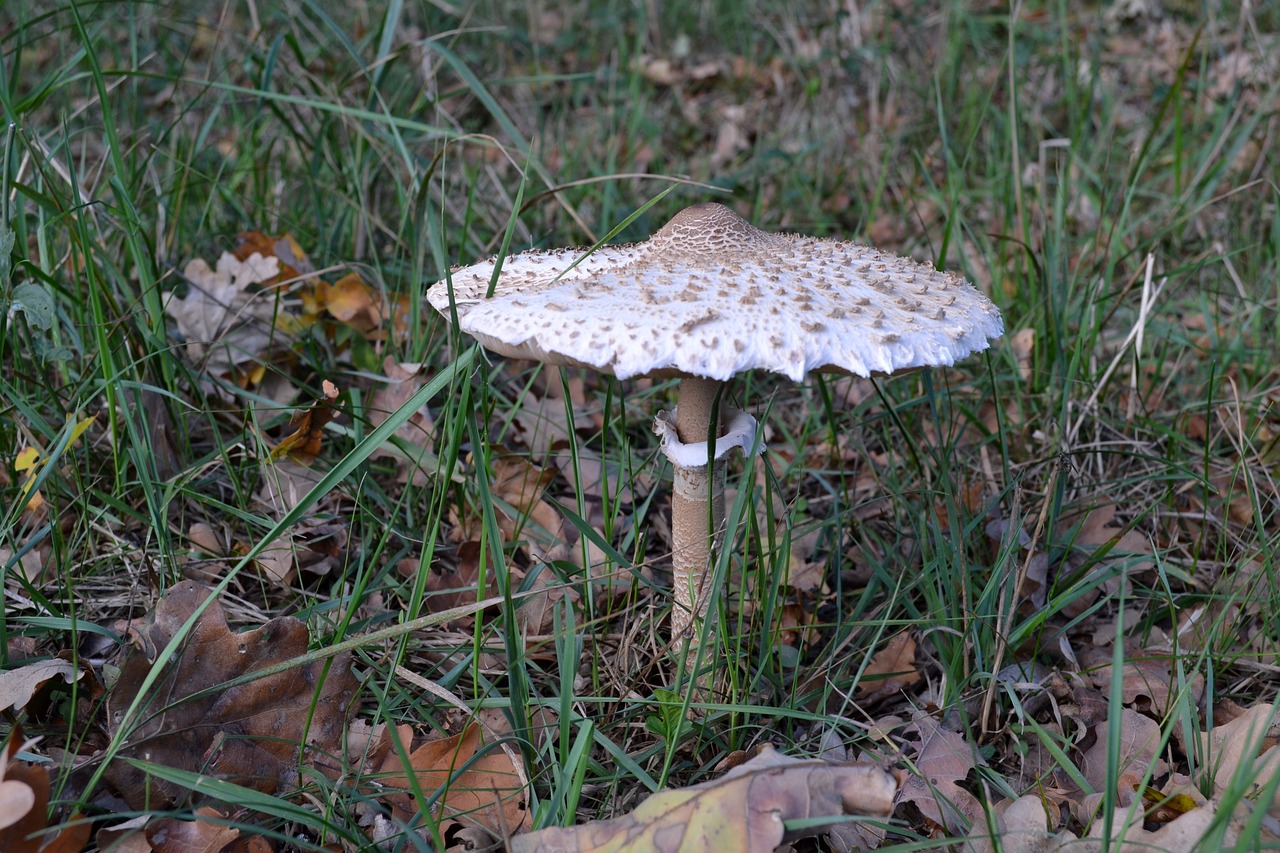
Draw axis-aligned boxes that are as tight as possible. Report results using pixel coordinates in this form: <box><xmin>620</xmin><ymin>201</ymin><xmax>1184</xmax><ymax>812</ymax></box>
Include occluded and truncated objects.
<box><xmin>855</xmin><ymin>633</ymin><xmax>921</xmax><ymax>702</ymax></box>
<box><xmin>374</xmin><ymin>722</ymin><xmax>531</xmax><ymax>838</ymax></box>
<box><xmin>312</xmin><ymin>273</ymin><xmax>407</xmax><ymax>337</ymax></box>
<box><xmin>712</xmin><ymin>103</ymin><xmax>749</xmax><ymax>170</ymax></box>
<box><xmin>233</xmin><ymin>231</ymin><xmax>310</xmax><ymax>281</ymax></box>
<box><xmin>14</xmin><ymin>415</ymin><xmax>96</xmax><ymax>513</ymax></box>
<box><xmin>962</xmin><ymin>794</ymin><xmax>1075</xmax><ymax>853</ymax></box>
<box><xmin>367</xmin><ymin>359</ymin><xmax>438</xmax><ymax>485</ymax></box>
<box><xmin>1067</xmin><ymin>504</ymin><xmax>1155</xmax><ymax>576</ymax></box>
<box><xmin>346</xmin><ymin>720</ymin><xmax>397</xmax><ymax>772</ymax></box>
<box><xmin>251</xmin><ymin>458</ymin><xmax>346</xmax><ymax>585</ymax></box>
<box><xmin>104</xmin><ymin>581</ymin><xmax>360</xmax><ymax>809</ymax></box>
<box><xmin>897</xmin><ymin>715</ymin><xmax>985</xmax><ymax>834</ymax></box>
<box><xmin>255</xmin><ymin>457</ymin><xmax>324</xmax><ymax>513</ymax></box>
<box><xmin>548</xmin><ymin>446</ymin><xmax>649</xmax><ymax>533</ymax></box>
<box><xmin>0</xmin><ymin>776</ymin><xmax>35</xmax><ymax>834</ymax></box>
<box><xmin>0</xmin><ymin>730</ymin><xmax>92</xmax><ymax>853</ymax></box>
<box><xmin>775</xmin><ymin>601</ymin><xmax>820</xmax><ymax>652</ymax></box>
<box><xmin>146</xmin><ymin>805</ymin><xmax>241</xmax><ymax>853</ymax></box>
<box><xmin>1080</xmin><ymin>708</ymin><xmax>1167</xmax><ymax>794</ymax></box>
<box><xmin>491</xmin><ymin>452</ymin><xmax>564</xmax><ymax>552</ymax></box>
<box><xmin>1053</xmin><ymin>680</ymin><xmax>1109</xmax><ymax>763</ymax></box>
<box><xmin>1141</xmin><ymin>785</ymin><xmax>1197</xmax><ymax>823</ymax></box>
<box><xmin>13</xmin><ymin>448</ymin><xmax>42</xmax><ymax>512</ymax></box>
<box><xmin>1196</xmin><ymin>703</ymin><xmax>1280</xmax><ymax>815</ymax></box>
<box><xmin>1081</xmin><ymin>800</ymin><xmax>1242</xmax><ymax>851</ymax></box>
<box><xmin>1083</xmin><ymin>647</ymin><xmax>1205</xmax><ymax>717</ymax></box>
<box><xmin>409</xmin><ymin>541</ymin><xmax>500</xmax><ymax>621</ymax></box>
<box><xmin>186</xmin><ymin>523</ymin><xmax>224</xmax><ymax>557</ymax></box>
<box><xmin>164</xmin><ymin>252</ymin><xmax>290</xmax><ymax>382</ymax></box>
<box><xmin>92</xmin><ymin>815</ymin><xmax>152</xmax><ymax>853</ymax></box>
<box><xmin>510</xmin><ymin>391</ymin><xmax>592</xmax><ymax>462</ymax></box>
<box><xmin>0</xmin><ymin>660</ymin><xmax>79</xmax><ymax>716</ymax></box>
<box><xmin>318</xmin><ymin>275</ymin><xmax>373</xmax><ymax>321</ymax></box>
<box><xmin>270</xmin><ymin>380</ymin><xmax>341</xmax><ymax>462</ymax></box>
<box><xmin>511</xmin><ymin>745</ymin><xmax>898</xmax><ymax>853</ymax></box>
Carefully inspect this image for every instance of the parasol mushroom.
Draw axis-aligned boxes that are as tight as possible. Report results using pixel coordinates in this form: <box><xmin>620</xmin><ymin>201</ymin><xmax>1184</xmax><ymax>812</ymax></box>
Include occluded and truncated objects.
<box><xmin>428</xmin><ymin>203</ymin><xmax>1004</xmax><ymax>671</ymax></box>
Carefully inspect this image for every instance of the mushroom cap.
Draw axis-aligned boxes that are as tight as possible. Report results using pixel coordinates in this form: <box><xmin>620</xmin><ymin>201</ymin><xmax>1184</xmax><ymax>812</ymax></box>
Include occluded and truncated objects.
<box><xmin>428</xmin><ymin>203</ymin><xmax>1004</xmax><ymax>382</ymax></box>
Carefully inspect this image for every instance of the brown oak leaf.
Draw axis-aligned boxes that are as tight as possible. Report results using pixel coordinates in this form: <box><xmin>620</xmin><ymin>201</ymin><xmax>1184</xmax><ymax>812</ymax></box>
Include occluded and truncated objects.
<box><xmin>1080</xmin><ymin>708</ymin><xmax>1168</xmax><ymax>794</ymax></box>
<box><xmin>855</xmin><ymin>632</ymin><xmax>921</xmax><ymax>702</ymax></box>
<box><xmin>897</xmin><ymin>715</ymin><xmax>986</xmax><ymax>834</ymax></box>
<box><xmin>372</xmin><ymin>722</ymin><xmax>531</xmax><ymax>838</ymax></box>
<box><xmin>104</xmin><ymin>581</ymin><xmax>359</xmax><ymax>810</ymax></box>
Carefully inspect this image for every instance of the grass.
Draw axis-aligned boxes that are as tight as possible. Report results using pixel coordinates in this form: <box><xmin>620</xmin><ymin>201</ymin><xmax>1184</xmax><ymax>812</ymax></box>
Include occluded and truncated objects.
<box><xmin>1</xmin><ymin>0</ymin><xmax>1278</xmax><ymax>849</ymax></box>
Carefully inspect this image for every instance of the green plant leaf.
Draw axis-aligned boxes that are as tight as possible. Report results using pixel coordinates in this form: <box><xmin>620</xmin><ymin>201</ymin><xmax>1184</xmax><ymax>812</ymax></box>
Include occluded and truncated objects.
<box><xmin>11</xmin><ymin>282</ymin><xmax>55</xmax><ymax>331</ymax></box>
<box><xmin>644</xmin><ymin>688</ymin><xmax>687</xmax><ymax>741</ymax></box>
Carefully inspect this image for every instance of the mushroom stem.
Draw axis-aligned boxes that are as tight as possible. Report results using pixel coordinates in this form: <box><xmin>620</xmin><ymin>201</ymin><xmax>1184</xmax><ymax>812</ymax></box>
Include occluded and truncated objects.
<box><xmin>657</xmin><ymin>389</ymin><xmax>760</xmax><ymax>677</ymax></box>
<box><xmin>669</xmin><ymin>452</ymin><xmax>724</xmax><ymax>649</ymax></box>
<box><xmin>674</xmin><ymin>376</ymin><xmax>724</xmax><ymax>445</ymax></box>
<box><xmin>666</xmin><ymin>376</ymin><xmax>732</xmax><ymax>669</ymax></box>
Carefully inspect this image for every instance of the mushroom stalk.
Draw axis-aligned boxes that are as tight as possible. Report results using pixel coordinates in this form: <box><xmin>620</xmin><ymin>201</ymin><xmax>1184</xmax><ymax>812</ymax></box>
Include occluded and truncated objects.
<box><xmin>657</xmin><ymin>377</ymin><xmax>760</xmax><ymax>667</ymax></box>
<box><xmin>674</xmin><ymin>376</ymin><xmax>724</xmax><ymax>446</ymax></box>
<box><xmin>670</xmin><ymin>377</ymin><xmax>725</xmax><ymax>651</ymax></box>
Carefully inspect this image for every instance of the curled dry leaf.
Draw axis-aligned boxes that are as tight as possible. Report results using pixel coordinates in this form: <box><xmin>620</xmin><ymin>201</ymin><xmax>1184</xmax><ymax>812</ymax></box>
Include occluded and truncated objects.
<box><xmin>0</xmin><ymin>659</ymin><xmax>79</xmax><ymax>716</ymax></box>
<box><xmin>512</xmin><ymin>745</ymin><xmax>898</xmax><ymax>853</ymax></box>
<box><xmin>270</xmin><ymin>380</ymin><xmax>341</xmax><ymax>462</ymax></box>
<box><xmin>1140</xmin><ymin>784</ymin><xmax>1198</xmax><ymax>824</ymax></box>
<box><xmin>0</xmin><ymin>731</ymin><xmax>92</xmax><ymax>853</ymax></box>
<box><xmin>104</xmin><ymin>581</ymin><xmax>360</xmax><ymax>810</ymax></box>
<box><xmin>145</xmin><ymin>805</ymin><xmax>241</xmax><ymax>853</ymax></box>
<box><xmin>371</xmin><ymin>722</ymin><xmax>531</xmax><ymax>839</ymax></box>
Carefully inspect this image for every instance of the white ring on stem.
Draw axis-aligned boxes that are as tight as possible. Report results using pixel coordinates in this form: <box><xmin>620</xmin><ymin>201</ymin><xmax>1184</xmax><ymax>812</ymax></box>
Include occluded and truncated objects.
<box><xmin>653</xmin><ymin>406</ymin><xmax>763</xmax><ymax>470</ymax></box>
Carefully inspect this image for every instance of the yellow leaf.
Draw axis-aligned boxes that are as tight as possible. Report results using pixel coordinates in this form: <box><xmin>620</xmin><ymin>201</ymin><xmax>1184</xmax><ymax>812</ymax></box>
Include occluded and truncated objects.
<box><xmin>316</xmin><ymin>273</ymin><xmax>382</xmax><ymax>327</ymax></box>
<box><xmin>16</xmin><ymin>446</ymin><xmax>43</xmax><ymax>509</ymax></box>
<box><xmin>19</xmin><ymin>480</ymin><xmax>45</xmax><ymax>513</ymax></box>
<box><xmin>67</xmin><ymin>414</ymin><xmax>96</xmax><ymax>444</ymax></box>
<box><xmin>14</xmin><ymin>447</ymin><xmax>38</xmax><ymax>473</ymax></box>
<box><xmin>15</xmin><ymin>414</ymin><xmax>95</xmax><ymax>512</ymax></box>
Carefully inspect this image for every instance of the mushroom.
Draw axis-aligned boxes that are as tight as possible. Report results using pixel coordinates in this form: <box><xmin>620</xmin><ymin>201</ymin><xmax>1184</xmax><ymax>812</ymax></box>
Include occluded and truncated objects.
<box><xmin>428</xmin><ymin>203</ymin><xmax>1004</xmax><ymax>670</ymax></box>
